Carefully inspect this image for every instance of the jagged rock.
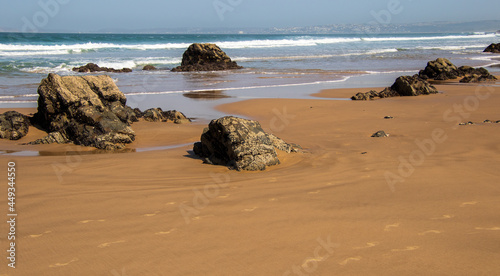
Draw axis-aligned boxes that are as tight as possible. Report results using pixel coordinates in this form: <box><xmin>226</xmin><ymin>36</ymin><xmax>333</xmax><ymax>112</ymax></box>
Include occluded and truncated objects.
<box><xmin>193</xmin><ymin>116</ymin><xmax>299</xmax><ymax>171</ymax></box>
<box><xmin>72</xmin><ymin>63</ymin><xmax>132</xmax><ymax>73</ymax></box>
<box><xmin>32</xmin><ymin>73</ymin><xmax>136</xmax><ymax>150</ymax></box>
<box><xmin>484</xmin><ymin>43</ymin><xmax>500</xmax><ymax>54</ymax></box>
<box><xmin>0</xmin><ymin>111</ymin><xmax>30</xmax><ymax>140</ymax></box>
<box><xmin>142</xmin><ymin>65</ymin><xmax>157</xmax><ymax>71</ymax></box>
<box><xmin>391</xmin><ymin>75</ymin><xmax>438</xmax><ymax>96</ymax></box>
<box><xmin>419</xmin><ymin>58</ymin><xmax>459</xmax><ymax>80</ymax></box>
<box><xmin>372</xmin><ymin>130</ymin><xmax>389</xmax><ymax>137</ymax></box>
<box><xmin>172</xmin><ymin>43</ymin><xmax>242</xmax><ymax>72</ymax></box>
<box><xmin>26</xmin><ymin>132</ymin><xmax>69</xmax><ymax>145</ymax></box>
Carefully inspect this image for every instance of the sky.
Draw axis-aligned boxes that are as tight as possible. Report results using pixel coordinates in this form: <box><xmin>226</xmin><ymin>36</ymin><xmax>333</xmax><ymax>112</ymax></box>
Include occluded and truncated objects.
<box><xmin>0</xmin><ymin>0</ymin><xmax>499</xmax><ymax>32</ymax></box>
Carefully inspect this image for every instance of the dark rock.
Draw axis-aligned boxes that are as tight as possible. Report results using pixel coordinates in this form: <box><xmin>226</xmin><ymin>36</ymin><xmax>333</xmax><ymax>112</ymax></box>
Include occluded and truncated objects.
<box><xmin>142</xmin><ymin>65</ymin><xmax>157</xmax><ymax>71</ymax></box>
<box><xmin>72</xmin><ymin>63</ymin><xmax>132</xmax><ymax>73</ymax></box>
<box><xmin>0</xmin><ymin>111</ymin><xmax>30</xmax><ymax>140</ymax></box>
<box><xmin>26</xmin><ymin>132</ymin><xmax>69</xmax><ymax>145</ymax></box>
<box><xmin>352</xmin><ymin>75</ymin><xmax>437</xmax><ymax>100</ymax></box>
<box><xmin>419</xmin><ymin>58</ymin><xmax>459</xmax><ymax>80</ymax></box>
<box><xmin>193</xmin><ymin>116</ymin><xmax>299</xmax><ymax>171</ymax></box>
<box><xmin>460</xmin><ymin>73</ymin><xmax>497</xmax><ymax>83</ymax></box>
<box><xmin>164</xmin><ymin>110</ymin><xmax>191</xmax><ymax>124</ymax></box>
<box><xmin>484</xmin><ymin>120</ymin><xmax>492</xmax><ymax>123</ymax></box>
<box><xmin>384</xmin><ymin>116</ymin><xmax>394</xmax><ymax>119</ymax></box>
<box><xmin>172</xmin><ymin>43</ymin><xmax>242</xmax><ymax>72</ymax></box>
<box><xmin>32</xmin><ymin>73</ymin><xmax>136</xmax><ymax>150</ymax></box>
<box><xmin>484</xmin><ymin>43</ymin><xmax>500</xmax><ymax>54</ymax></box>
<box><xmin>133</xmin><ymin>108</ymin><xmax>143</xmax><ymax>118</ymax></box>
<box><xmin>372</xmin><ymin>130</ymin><xmax>389</xmax><ymax>138</ymax></box>
<box><xmin>143</xmin><ymin>108</ymin><xmax>166</xmax><ymax>122</ymax></box>
<box><xmin>391</xmin><ymin>75</ymin><xmax>438</xmax><ymax>96</ymax></box>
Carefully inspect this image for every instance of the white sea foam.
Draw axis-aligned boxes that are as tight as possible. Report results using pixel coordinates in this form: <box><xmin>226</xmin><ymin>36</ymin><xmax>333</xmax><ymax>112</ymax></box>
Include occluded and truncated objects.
<box><xmin>1</xmin><ymin>33</ymin><xmax>494</xmax><ymax>57</ymax></box>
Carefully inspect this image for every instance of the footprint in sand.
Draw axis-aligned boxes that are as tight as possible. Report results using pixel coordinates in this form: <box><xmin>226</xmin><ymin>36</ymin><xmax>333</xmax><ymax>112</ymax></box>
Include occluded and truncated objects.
<box><xmin>461</xmin><ymin>201</ymin><xmax>478</xmax><ymax>207</ymax></box>
<box><xmin>155</xmin><ymin>228</ymin><xmax>177</xmax><ymax>235</ymax></box>
<box><xmin>79</xmin><ymin>219</ymin><xmax>106</xmax><ymax>224</ymax></box>
<box><xmin>98</xmin><ymin>240</ymin><xmax>126</xmax><ymax>248</ymax></box>
<box><xmin>384</xmin><ymin>223</ymin><xmax>400</xmax><ymax>232</ymax></box>
<box><xmin>391</xmin><ymin>246</ymin><xmax>419</xmax><ymax>252</ymax></box>
<box><xmin>431</xmin><ymin>214</ymin><xmax>455</xmax><ymax>220</ymax></box>
<box><xmin>49</xmin><ymin>258</ymin><xmax>78</xmax><ymax>268</ymax></box>
<box><xmin>339</xmin><ymin>257</ymin><xmax>362</xmax><ymax>266</ymax></box>
<box><xmin>242</xmin><ymin>207</ymin><xmax>258</xmax><ymax>212</ymax></box>
<box><xmin>475</xmin><ymin>227</ymin><xmax>500</xmax><ymax>231</ymax></box>
<box><xmin>28</xmin><ymin>230</ymin><xmax>52</xmax><ymax>238</ymax></box>
<box><xmin>143</xmin><ymin>211</ymin><xmax>160</xmax><ymax>217</ymax></box>
<box><xmin>354</xmin><ymin>242</ymin><xmax>379</xmax><ymax>250</ymax></box>
<box><xmin>418</xmin><ymin>230</ymin><xmax>442</xmax><ymax>236</ymax></box>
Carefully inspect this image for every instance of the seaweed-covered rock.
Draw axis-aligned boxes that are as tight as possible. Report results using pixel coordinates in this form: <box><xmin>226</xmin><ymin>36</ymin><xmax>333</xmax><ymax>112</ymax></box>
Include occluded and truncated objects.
<box><xmin>142</xmin><ymin>108</ymin><xmax>191</xmax><ymax>124</ymax></box>
<box><xmin>32</xmin><ymin>73</ymin><xmax>136</xmax><ymax>150</ymax></box>
<box><xmin>26</xmin><ymin>132</ymin><xmax>69</xmax><ymax>145</ymax></box>
<box><xmin>193</xmin><ymin>116</ymin><xmax>299</xmax><ymax>171</ymax></box>
<box><xmin>0</xmin><ymin>111</ymin><xmax>30</xmax><ymax>140</ymax></box>
<box><xmin>172</xmin><ymin>43</ymin><xmax>242</xmax><ymax>72</ymax></box>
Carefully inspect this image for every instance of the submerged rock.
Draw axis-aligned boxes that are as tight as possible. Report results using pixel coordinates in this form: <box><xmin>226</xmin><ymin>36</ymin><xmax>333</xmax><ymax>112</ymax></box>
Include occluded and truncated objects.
<box><xmin>32</xmin><ymin>73</ymin><xmax>136</xmax><ymax>150</ymax></box>
<box><xmin>172</xmin><ymin>43</ymin><xmax>242</xmax><ymax>72</ymax></box>
<box><xmin>142</xmin><ymin>65</ymin><xmax>157</xmax><ymax>71</ymax></box>
<box><xmin>193</xmin><ymin>116</ymin><xmax>300</xmax><ymax>171</ymax></box>
<box><xmin>0</xmin><ymin>111</ymin><xmax>30</xmax><ymax>140</ymax></box>
<box><xmin>72</xmin><ymin>63</ymin><xmax>132</xmax><ymax>73</ymax></box>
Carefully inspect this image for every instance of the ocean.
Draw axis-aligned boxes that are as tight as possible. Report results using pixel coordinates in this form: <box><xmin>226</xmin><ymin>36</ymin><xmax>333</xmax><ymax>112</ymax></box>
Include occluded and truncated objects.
<box><xmin>1</xmin><ymin>32</ymin><xmax>499</xmax><ymax>119</ymax></box>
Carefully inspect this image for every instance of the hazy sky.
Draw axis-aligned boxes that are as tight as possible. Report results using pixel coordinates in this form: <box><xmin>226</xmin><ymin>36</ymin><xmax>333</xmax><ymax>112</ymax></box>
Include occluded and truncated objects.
<box><xmin>1</xmin><ymin>0</ymin><xmax>499</xmax><ymax>32</ymax></box>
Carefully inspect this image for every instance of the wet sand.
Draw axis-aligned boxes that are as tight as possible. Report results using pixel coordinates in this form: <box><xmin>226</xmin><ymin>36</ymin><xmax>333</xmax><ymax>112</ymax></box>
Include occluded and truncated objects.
<box><xmin>1</xmin><ymin>80</ymin><xmax>500</xmax><ymax>275</ymax></box>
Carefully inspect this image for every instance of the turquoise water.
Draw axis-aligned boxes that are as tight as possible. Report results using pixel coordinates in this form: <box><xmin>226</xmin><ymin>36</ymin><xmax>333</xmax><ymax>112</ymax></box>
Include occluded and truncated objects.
<box><xmin>0</xmin><ymin>32</ymin><xmax>499</xmax><ymax>118</ymax></box>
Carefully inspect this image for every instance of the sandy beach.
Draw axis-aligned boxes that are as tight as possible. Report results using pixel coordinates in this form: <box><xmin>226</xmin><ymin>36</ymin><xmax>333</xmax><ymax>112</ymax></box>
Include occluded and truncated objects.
<box><xmin>1</xmin><ymin>79</ymin><xmax>500</xmax><ymax>275</ymax></box>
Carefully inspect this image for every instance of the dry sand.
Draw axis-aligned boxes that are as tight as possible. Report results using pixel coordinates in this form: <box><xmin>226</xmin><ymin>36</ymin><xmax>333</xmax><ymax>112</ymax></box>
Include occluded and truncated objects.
<box><xmin>1</xmin><ymin>80</ymin><xmax>499</xmax><ymax>275</ymax></box>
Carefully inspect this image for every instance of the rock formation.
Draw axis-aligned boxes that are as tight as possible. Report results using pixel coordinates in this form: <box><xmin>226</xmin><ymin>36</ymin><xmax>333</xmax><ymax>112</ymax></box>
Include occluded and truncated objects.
<box><xmin>172</xmin><ymin>43</ymin><xmax>242</xmax><ymax>72</ymax></box>
<box><xmin>0</xmin><ymin>111</ymin><xmax>30</xmax><ymax>140</ymax></box>
<box><xmin>352</xmin><ymin>75</ymin><xmax>438</xmax><ymax>100</ymax></box>
<box><xmin>484</xmin><ymin>43</ymin><xmax>500</xmax><ymax>54</ymax></box>
<box><xmin>193</xmin><ymin>116</ymin><xmax>300</xmax><ymax>171</ymax></box>
<box><xmin>418</xmin><ymin>58</ymin><xmax>496</xmax><ymax>82</ymax></box>
<box><xmin>32</xmin><ymin>73</ymin><xmax>137</xmax><ymax>150</ymax></box>
<box><xmin>72</xmin><ymin>63</ymin><xmax>132</xmax><ymax>73</ymax></box>
<box><xmin>142</xmin><ymin>108</ymin><xmax>191</xmax><ymax>124</ymax></box>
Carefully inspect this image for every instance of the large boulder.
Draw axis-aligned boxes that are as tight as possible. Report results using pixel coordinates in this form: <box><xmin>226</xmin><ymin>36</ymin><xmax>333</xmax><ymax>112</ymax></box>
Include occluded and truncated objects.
<box><xmin>0</xmin><ymin>111</ymin><xmax>30</xmax><ymax>140</ymax></box>
<box><xmin>72</xmin><ymin>63</ymin><xmax>132</xmax><ymax>73</ymax></box>
<box><xmin>419</xmin><ymin>58</ymin><xmax>459</xmax><ymax>80</ymax></box>
<box><xmin>32</xmin><ymin>73</ymin><xmax>137</xmax><ymax>150</ymax></box>
<box><xmin>484</xmin><ymin>43</ymin><xmax>500</xmax><ymax>54</ymax></box>
<box><xmin>193</xmin><ymin>116</ymin><xmax>299</xmax><ymax>171</ymax></box>
<box><xmin>391</xmin><ymin>75</ymin><xmax>439</xmax><ymax>96</ymax></box>
<box><xmin>172</xmin><ymin>43</ymin><xmax>242</xmax><ymax>72</ymax></box>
